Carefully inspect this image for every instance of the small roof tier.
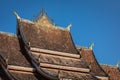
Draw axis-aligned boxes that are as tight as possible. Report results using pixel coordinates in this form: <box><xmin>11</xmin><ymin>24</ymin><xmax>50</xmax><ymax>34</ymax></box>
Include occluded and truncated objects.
<box><xmin>0</xmin><ymin>32</ymin><xmax>38</xmax><ymax>79</ymax></box>
<box><xmin>0</xmin><ymin>32</ymin><xmax>31</xmax><ymax>67</ymax></box>
<box><xmin>77</xmin><ymin>48</ymin><xmax>108</xmax><ymax>78</ymax></box>
<box><xmin>101</xmin><ymin>64</ymin><xmax>120</xmax><ymax>80</ymax></box>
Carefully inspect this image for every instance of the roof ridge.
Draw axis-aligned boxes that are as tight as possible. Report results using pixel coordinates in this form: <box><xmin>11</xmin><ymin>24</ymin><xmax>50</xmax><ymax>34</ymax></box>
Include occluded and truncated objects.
<box><xmin>100</xmin><ymin>64</ymin><xmax>117</xmax><ymax>68</ymax></box>
<box><xmin>0</xmin><ymin>31</ymin><xmax>17</xmax><ymax>37</ymax></box>
<box><xmin>20</xmin><ymin>18</ymin><xmax>69</xmax><ymax>31</ymax></box>
<box><xmin>76</xmin><ymin>45</ymin><xmax>88</xmax><ymax>49</ymax></box>
<box><xmin>21</xmin><ymin>18</ymin><xmax>34</xmax><ymax>24</ymax></box>
<box><xmin>34</xmin><ymin>9</ymin><xmax>53</xmax><ymax>24</ymax></box>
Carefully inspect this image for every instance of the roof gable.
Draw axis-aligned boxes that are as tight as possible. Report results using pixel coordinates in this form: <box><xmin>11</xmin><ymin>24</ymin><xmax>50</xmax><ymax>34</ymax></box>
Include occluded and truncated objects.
<box><xmin>34</xmin><ymin>10</ymin><xmax>56</xmax><ymax>29</ymax></box>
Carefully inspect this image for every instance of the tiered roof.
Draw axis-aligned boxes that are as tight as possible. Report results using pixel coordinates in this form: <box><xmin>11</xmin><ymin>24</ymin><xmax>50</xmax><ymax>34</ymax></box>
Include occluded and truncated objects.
<box><xmin>0</xmin><ymin>10</ymin><xmax>119</xmax><ymax>80</ymax></box>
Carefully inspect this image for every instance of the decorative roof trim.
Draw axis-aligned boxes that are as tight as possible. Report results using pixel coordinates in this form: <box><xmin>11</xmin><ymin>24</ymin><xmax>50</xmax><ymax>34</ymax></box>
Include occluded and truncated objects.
<box><xmin>88</xmin><ymin>43</ymin><xmax>94</xmax><ymax>50</ymax></box>
<box><xmin>76</xmin><ymin>45</ymin><xmax>88</xmax><ymax>49</ymax></box>
<box><xmin>31</xmin><ymin>47</ymin><xmax>80</xmax><ymax>59</ymax></box>
<box><xmin>32</xmin><ymin>52</ymin><xmax>80</xmax><ymax>61</ymax></box>
<box><xmin>40</xmin><ymin>9</ymin><xmax>47</xmax><ymax>17</ymax></box>
<box><xmin>13</xmin><ymin>11</ymin><xmax>20</xmax><ymax>19</ymax></box>
<box><xmin>34</xmin><ymin>9</ymin><xmax>53</xmax><ymax>24</ymax></box>
<box><xmin>13</xmin><ymin>11</ymin><xmax>34</xmax><ymax>24</ymax></box>
<box><xmin>0</xmin><ymin>31</ymin><xmax>17</xmax><ymax>37</ymax></box>
<box><xmin>21</xmin><ymin>18</ymin><xmax>34</xmax><ymax>24</ymax></box>
<box><xmin>8</xmin><ymin>65</ymin><xmax>35</xmax><ymax>73</ymax></box>
<box><xmin>40</xmin><ymin>63</ymin><xmax>90</xmax><ymax>73</ymax></box>
<box><xmin>96</xmin><ymin>76</ymin><xmax>109</xmax><ymax>80</ymax></box>
<box><xmin>116</xmin><ymin>61</ymin><xmax>120</xmax><ymax>68</ymax></box>
<box><xmin>65</xmin><ymin>24</ymin><xmax>72</xmax><ymax>31</ymax></box>
<box><xmin>8</xmin><ymin>63</ymin><xmax>90</xmax><ymax>74</ymax></box>
<box><xmin>100</xmin><ymin>64</ymin><xmax>117</xmax><ymax>68</ymax></box>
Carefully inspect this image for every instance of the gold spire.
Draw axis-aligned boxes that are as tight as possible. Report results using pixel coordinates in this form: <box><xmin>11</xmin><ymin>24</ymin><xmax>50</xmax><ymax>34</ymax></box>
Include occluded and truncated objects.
<box><xmin>13</xmin><ymin>11</ymin><xmax>20</xmax><ymax>19</ymax></box>
<box><xmin>34</xmin><ymin>9</ymin><xmax>56</xmax><ymax>29</ymax></box>
<box><xmin>89</xmin><ymin>43</ymin><xmax>94</xmax><ymax>50</ymax></box>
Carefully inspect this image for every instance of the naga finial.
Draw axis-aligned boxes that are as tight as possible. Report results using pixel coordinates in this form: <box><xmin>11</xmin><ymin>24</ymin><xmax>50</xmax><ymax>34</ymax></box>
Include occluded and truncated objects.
<box><xmin>65</xmin><ymin>24</ymin><xmax>72</xmax><ymax>31</ymax></box>
<box><xmin>89</xmin><ymin>43</ymin><xmax>94</xmax><ymax>50</ymax></box>
<box><xmin>116</xmin><ymin>61</ymin><xmax>120</xmax><ymax>68</ymax></box>
<box><xmin>13</xmin><ymin>11</ymin><xmax>20</xmax><ymax>19</ymax></box>
<box><xmin>57</xmin><ymin>70</ymin><xmax>61</xmax><ymax>79</ymax></box>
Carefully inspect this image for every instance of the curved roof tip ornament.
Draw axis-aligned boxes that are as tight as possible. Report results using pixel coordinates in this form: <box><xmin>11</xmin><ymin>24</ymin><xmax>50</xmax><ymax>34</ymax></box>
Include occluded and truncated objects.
<box><xmin>57</xmin><ymin>70</ymin><xmax>61</xmax><ymax>79</ymax></box>
<box><xmin>116</xmin><ymin>61</ymin><xmax>120</xmax><ymax>68</ymax></box>
<box><xmin>13</xmin><ymin>11</ymin><xmax>20</xmax><ymax>19</ymax></box>
<box><xmin>65</xmin><ymin>24</ymin><xmax>72</xmax><ymax>31</ymax></box>
<box><xmin>89</xmin><ymin>43</ymin><xmax>94</xmax><ymax>50</ymax></box>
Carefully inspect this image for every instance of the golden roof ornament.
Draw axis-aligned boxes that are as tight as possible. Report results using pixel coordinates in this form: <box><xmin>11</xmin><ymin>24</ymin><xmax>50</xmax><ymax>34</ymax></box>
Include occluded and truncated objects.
<box><xmin>13</xmin><ymin>11</ymin><xmax>20</xmax><ymax>19</ymax></box>
<box><xmin>65</xmin><ymin>24</ymin><xmax>72</xmax><ymax>31</ymax></box>
<box><xmin>34</xmin><ymin>9</ymin><xmax>56</xmax><ymax>29</ymax></box>
<box><xmin>89</xmin><ymin>43</ymin><xmax>94</xmax><ymax>50</ymax></box>
<box><xmin>57</xmin><ymin>70</ymin><xmax>61</xmax><ymax>79</ymax></box>
<box><xmin>116</xmin><ymin>61</ymin><xmax>120</xmax><ymax>68</ymax></box>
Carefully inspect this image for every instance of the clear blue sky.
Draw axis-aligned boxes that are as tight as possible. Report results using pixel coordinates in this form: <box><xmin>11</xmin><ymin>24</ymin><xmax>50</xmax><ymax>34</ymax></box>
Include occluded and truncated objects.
<box><xmin>0</xmin><ymin>0</ymin><xmax>120</xmax><ymax>67</ymax></box>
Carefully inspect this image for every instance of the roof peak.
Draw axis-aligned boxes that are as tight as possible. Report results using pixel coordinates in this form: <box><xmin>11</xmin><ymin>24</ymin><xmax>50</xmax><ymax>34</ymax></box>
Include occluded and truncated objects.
<box><xmin>34</xmin><ymin>9</ymin><xmax>56</xmax><ymax>29</ymax></box>
<box><xmin>34</xmin><ymin>9</ymin><xmax>51</xmax><ymax>22</ymax></box>
<box><xmin>41</xmin><ymin>8</ymin><xmax>47</xmax><ymax>16</ymax></box>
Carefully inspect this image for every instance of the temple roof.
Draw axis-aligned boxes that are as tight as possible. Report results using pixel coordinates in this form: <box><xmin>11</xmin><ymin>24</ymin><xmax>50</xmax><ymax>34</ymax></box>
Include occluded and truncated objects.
<box><xmin>0</xmin><ymin>10</ymin><xmax>119</xmax><ymax>80</ymax></box>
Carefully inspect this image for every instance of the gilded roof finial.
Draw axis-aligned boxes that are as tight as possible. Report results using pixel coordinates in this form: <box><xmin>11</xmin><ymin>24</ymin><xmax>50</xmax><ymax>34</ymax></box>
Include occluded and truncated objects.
<box><xmin>35</xmin><ymin>8</ymin><xmax>47</xmax><ymax>21</ymax></box>
<box><xmin>116</xmin><ymin>61</ymin><xmax>120</xmax><ymax>68</ymax></box>
<box><xmin>65</xmin><ymin>24</ymin><xmax>72</xmax><ymax>31</ymax></box>
<box><xmin>28</xmin><ymin>42</ymin><xmax>30</xmax><ymax>46</ymax></box>
<box><xmin>13</xmin><ymin>11</ymin><xmax>20</xmax><ymax>19</ymax></box>
<box><xmin>89</xmin><ymin>43</ymin><xmax>94</xmax><ymax>50</ymax></box>
<box><xmin>41</xmin><ymin>8</ymin><xmax>46</xmax><ymax>16</ymax></box>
